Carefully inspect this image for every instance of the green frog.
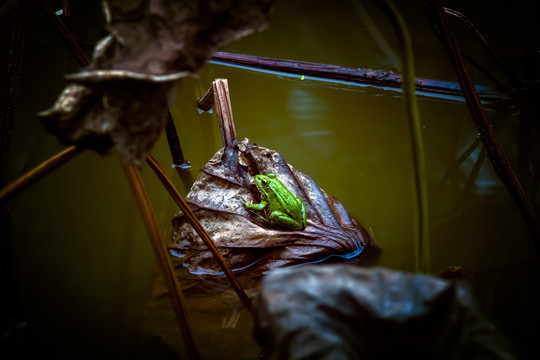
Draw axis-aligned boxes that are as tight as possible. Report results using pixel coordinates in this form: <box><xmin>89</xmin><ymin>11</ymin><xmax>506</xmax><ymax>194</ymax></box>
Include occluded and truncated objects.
<box><xmin>244</xmin><ymin>173</ymin><xmax>307</xmax><ymax>231</ymax></box>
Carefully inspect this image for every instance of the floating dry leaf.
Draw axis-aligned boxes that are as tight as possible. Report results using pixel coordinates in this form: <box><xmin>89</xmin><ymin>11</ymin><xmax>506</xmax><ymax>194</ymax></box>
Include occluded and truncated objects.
<box><xmin>170</xmin><ymin>139</ymin><xmax>378</xmax><ymax>279</ymax></box>
<box><xmin>40</xmin><ymin>0</ymin><xmax>274</xmax><ymax>164</ymax></box>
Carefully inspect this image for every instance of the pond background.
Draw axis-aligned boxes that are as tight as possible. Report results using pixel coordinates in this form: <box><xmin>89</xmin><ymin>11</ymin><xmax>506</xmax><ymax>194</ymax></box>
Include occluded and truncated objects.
<box><xmin>1</xmin><ymin>0</ymin><xmax>538</xmax><ymax>359</ymax></box>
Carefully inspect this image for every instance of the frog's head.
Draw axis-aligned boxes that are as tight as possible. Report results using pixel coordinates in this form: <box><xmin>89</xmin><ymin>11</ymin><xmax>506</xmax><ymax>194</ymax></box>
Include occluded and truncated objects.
<box><xmin>253</xmin><ymin>173</ymin><xmax>278</xmax><ymax>197</ymax></box>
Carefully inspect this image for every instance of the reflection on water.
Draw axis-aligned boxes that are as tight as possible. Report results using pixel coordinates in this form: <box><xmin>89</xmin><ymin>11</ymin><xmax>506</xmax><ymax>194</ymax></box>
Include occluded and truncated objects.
<box><xmin>288</xmin><ymin>88</ymin><xmax>329</xmax><ymax>121</ymax></box>
<box><xmin>288</xmin><ymin>88</ymin><xmax>335</xmax><ymax>159</ymax></box>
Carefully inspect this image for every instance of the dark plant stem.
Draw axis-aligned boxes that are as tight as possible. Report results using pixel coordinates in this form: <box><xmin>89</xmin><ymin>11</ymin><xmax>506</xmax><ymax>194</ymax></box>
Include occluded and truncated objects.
<box><xmin>429</xmin><ymin>0</ymin><xmax>540</xmax><ymax>246</ymax></box>
<box><xmin>146</xmin><ymin>153</ymin><xmax>254</xmax><ymax>314</ymax></box>
<box><xmin>122</xmin><ymin>161</ymin><xmax>201</xmax><ymax>360</ymax></box>
<box><xmin>443</xmin><ymin>7</ymin><xmax>521</xmax><ymax>88</ymax></box>
<box><xmin>210</xmin><ymin>52</ymin><xmax>501</xmax><ymax>102</ymax></box>
<box><xmin>0</xmin><ymin>145</ymin><xmax>83</xmax><ymax>205</ymax></box>
<box><xmin>434</xmin><ymin>138</ymin><xmax>482</xmax><ymax>196</ymax></box>
<box><xmin>1</xmin><ymin>0</ymin><xmax>26</xmax><ymax>334</ymax></box>
<box><xmin>426</xmin><ymin>7</ymin><xmax>513</xmax><ymax>93</ymax></box>
<box><xmin>165</xmin><ymin>111</ymin><xmax>191</xmax><ymax>173</ymax></box>
<box><xmin>35</xmin><ymin>0</ymin><xmax>89</xmax><ymax>67</ymax></box>
<box><xmin>378</xmin><ymin>0</ymin><xmax>430</xmax><ymax>273</ymax></box>
<box><xmin>1</xmin><ymin>1</ymin><xmax>25</xmax><ymax>193</ymax></box>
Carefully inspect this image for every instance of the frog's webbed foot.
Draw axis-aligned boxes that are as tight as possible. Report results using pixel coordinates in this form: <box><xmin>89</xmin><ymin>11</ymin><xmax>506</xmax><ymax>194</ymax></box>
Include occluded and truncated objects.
<box><xmin>244</xmin><ymin>201</ymin><xmax>270</xmax><ymax>224</ymax></box>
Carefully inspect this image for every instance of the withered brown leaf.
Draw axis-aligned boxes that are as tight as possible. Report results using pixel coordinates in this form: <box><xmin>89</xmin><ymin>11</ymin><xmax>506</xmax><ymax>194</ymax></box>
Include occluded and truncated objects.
<box><xmin>40</xmin><ymin>0</ymin><xmax>274</xmax><ymax>164</ymax></box>
<box><xmin>170</xmin><ymin>139</ymin><xmax>379</xmax><ymax>279</ymax></box>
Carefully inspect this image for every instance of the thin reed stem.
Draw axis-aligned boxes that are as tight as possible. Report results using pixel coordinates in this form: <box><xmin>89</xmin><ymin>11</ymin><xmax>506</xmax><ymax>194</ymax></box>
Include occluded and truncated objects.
<box><xmin>121</xmin><ymin>161</ymin><xmax>201</xmax><ymax>360</ymax></box>
<box><xmin>0</xmin><ymin>145</ymin><xmax>83</xmax><ymax>205</ymax></box>
<box><xmin>145</xmin><ymin>153</ymin><xmax>254</xmax><ymax>313</ymax></box>
<box><xmin>380</xmin><ymin>0</ymin><xmax>430</xmax><ymax>273</ymax></box>
<box><xmin>429</xmin><ymin>0</ymin><xmax>540</xmax><ymax>247</ymax></box>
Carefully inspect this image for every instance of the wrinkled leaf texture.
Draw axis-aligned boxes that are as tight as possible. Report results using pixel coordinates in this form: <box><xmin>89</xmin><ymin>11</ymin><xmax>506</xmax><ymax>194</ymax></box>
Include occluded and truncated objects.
<box><xmin>40</xmin><ymin>0</ymin><xmax>273</xmax><ymax>164</ymax></box>
<box><xmin>170</xmin><ymin>139</ymin><xmax>379</xmax><ymax>279</ymax></box>
<box><xmin>255</xmin><ymin>265</ymin><xmax>515</xmax><ymax>360</ymax></box>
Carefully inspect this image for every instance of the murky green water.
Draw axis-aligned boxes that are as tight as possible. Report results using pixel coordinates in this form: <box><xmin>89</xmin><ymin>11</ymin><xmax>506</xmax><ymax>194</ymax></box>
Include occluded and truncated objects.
<box><xmin>3</xmin><ymin>0</ymin><xmax>539</xmax><ymax>359</ymax></box>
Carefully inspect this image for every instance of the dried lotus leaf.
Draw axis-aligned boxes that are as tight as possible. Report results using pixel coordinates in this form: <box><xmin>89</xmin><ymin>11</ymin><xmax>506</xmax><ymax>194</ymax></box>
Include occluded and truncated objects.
<box><xmin>170</xmin><ymin>138</ymin><xmax>379</xmax><ymax>279</ymax></box>
<box><xmin>40</xmin><ymin>0</ymin><xmax>274</xmax><ymax>164</ymax></box>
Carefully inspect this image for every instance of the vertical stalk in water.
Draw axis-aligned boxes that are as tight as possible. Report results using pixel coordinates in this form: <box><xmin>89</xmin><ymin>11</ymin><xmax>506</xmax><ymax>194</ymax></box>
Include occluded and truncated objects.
<box><xmin>145</xmin><ymin>153</ymin><xmax>254</xmax><ymax>314</ymax></box>
<box><xmin>379</xmin><ymin>0</ymin><xmax>430</xmax><ymax>273</ymax></box>
<box><xmin>429</xmin><ymin>0</ymin><xmax>540</xmax><ymax>246</ymax></box>
<box><xmin>122</xmin><ymin>161</ymin><xmax>201</xmax><ymax>360</ymax></box>
<box><xmin>165</xmin><ymin>111</ymin><xmax>191</xmax><ymax>172</ymax></box>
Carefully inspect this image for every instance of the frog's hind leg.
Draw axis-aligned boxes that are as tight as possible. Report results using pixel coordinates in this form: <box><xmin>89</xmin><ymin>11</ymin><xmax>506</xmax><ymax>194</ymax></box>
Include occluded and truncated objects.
<box><xmin>270</xmin><ymin>211</ymin><xmax>302</xmax><ymax>231</ymax></box>
<box><xmin>297</xmin><ymin>197</ymin><xmax>307</xmax><ymax>229</ymax></box>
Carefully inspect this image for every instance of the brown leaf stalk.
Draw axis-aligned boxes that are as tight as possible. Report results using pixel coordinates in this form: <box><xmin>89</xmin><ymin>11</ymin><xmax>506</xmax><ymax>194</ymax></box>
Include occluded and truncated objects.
<box><xmin>0</xmin><ymin>145</ymin><xmax>83</xmax><ymax>205</ymax></box>
<box><xmin>121</xmin><ymin>161</ymin><xmax>201</xmax><ymax>360</ymax></box>
<box><xmin>197</xmin><ymin>79</ymin><xmax>238</xmax><ymax>149</ymax></box>
<box><xmin>145</xmin><ymin>153</ymin><xmax>254</xmax><ymax>314</ymax></box>
<box><xmin>429</xmin><ymin>0</ymin><xmax>540</xmax><ymax>245</ymax></box>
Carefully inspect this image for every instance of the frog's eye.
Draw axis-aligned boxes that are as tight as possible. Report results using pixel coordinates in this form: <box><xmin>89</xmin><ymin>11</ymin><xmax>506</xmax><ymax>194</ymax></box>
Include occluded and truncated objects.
<box><xmin>261</xmin><ymin>178</ymin><xmax>269</xmax><ymax>186</ymax></box>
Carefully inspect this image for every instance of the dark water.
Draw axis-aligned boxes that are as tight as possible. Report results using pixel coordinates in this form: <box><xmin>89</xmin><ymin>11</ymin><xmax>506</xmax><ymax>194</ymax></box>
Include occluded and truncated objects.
<box><xmin>2</xmin><ymin>0</ymin><xmax>539</xmax><ymax>359</ymax></box>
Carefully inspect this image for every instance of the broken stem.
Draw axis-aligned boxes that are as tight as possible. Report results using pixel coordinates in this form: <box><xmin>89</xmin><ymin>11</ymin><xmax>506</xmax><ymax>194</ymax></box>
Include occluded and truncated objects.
<box><xmin>197</xmin><ymin>79</ymin><xmax>238</xmax><ymax>149</ymax></box>
<box><xmin>196</xmin><ymin>85</ymin><xmax>215</xmax><ymax>112</ymax></box>
<box><xmin>430</xmin><ymin>0</ymin><xmax>540</xmax><ymax>246</ymax></box>
<box><xmin>0</xmin><ymin>145</ymin><xmax>83</xmax><ymax>205</ymax></box>
<box><xmin>145</xmin><ymin>153</ymin><xmax>254</xmax><ymax>314</ymax></box>
<box><xmin>121</xmin><ymin>161</ymin><xmax>201</xmax><ymax>360</ymax></box>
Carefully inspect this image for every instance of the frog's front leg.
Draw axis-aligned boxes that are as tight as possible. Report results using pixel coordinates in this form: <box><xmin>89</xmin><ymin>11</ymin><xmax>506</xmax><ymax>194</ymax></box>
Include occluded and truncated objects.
<box><xmin>244</xmin><ymin>201</ymin><xmax>267</xmax><ymax>211</ymax></box>
<box><xmin>269</xmin><ymin>210</ymin><xmax>303</xmax><ymax>231</ymax></box>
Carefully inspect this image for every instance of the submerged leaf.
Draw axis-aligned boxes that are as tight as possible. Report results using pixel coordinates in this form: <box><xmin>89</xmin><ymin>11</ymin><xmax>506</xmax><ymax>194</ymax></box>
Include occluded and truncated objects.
<box><xmin>40</xmin><ymin>0</ymin><xmax>274</xmax><ymax>164</ymax></box>
<box><xmin>170</xmin><ymin>139</ymin><xmax>379</xmax><ymax>278</ymax></box>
